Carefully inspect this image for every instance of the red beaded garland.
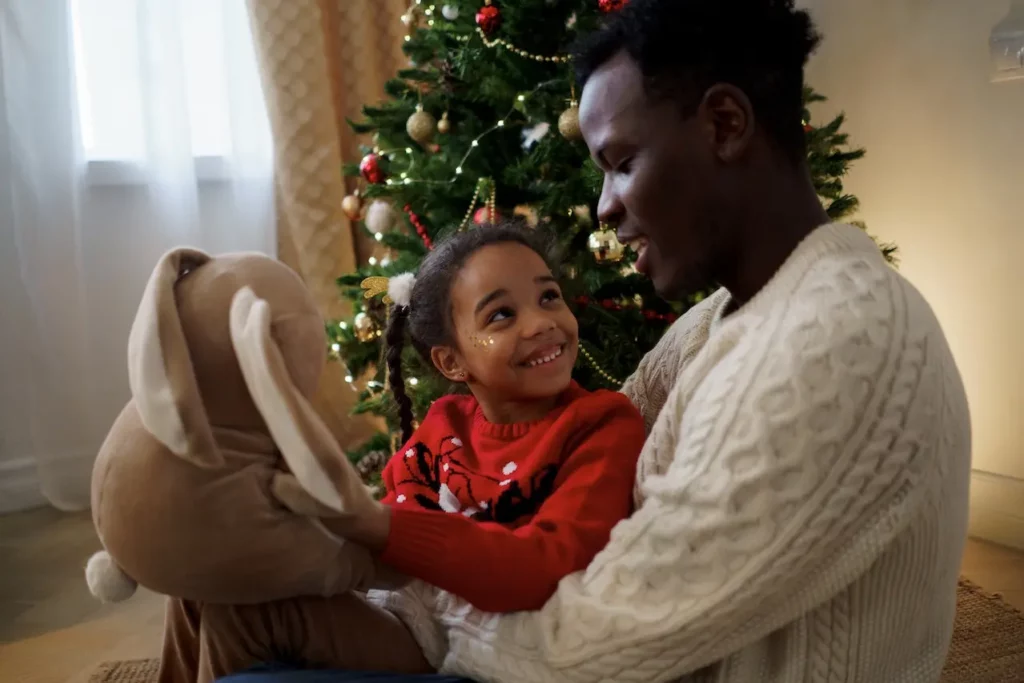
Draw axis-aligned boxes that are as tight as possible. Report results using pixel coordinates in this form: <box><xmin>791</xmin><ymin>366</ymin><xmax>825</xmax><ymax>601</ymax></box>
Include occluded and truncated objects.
<box><xmin>573</xmin><ymin>294</ymin><xmax>676</xmax><ymax>323</ymax></box>
<box><xmin>403</xmin><ymin>204</ymin><xmax>434</xmax><ymax>250</ymax></box>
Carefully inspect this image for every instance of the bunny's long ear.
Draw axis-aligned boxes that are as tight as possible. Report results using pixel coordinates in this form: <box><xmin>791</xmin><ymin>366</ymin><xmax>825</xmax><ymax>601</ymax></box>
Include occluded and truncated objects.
<box><xmin>127</xmin><ymin>247</ymin><xmax>222</xmax><ymax>468</ymax></box>
<box><xmin>230</xmin><ymin>287</ymin><xmax>375</xmax><ymax>514</ymax></box>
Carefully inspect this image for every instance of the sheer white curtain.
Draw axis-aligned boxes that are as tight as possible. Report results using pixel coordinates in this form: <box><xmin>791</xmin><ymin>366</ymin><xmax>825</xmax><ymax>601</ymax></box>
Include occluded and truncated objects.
<box><xmin>0</xmin><ymin>0</ymin><xmax>275</xmax><ymax>513</ymax></box>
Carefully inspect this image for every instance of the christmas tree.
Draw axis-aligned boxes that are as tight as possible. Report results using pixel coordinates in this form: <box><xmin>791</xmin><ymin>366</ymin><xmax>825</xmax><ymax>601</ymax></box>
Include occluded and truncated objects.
<box><xmin>327</xmin><ymin>0</ymin><xmax>893</xmax><ymax>481</ymax></box>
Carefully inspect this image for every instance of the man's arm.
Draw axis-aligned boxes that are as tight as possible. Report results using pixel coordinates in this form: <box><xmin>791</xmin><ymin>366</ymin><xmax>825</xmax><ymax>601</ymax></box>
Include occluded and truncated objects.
<box><xmin>441</xmin><ymin>311</ymin><xmax>939</xmax><ymax>682</ymax></box>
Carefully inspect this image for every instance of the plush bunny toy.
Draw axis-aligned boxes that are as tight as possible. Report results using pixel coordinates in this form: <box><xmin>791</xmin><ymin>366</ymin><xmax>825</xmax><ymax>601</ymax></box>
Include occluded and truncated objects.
<box><xmin>86</xmin><ymin>247</ymin><xmax>402</xmax><ymax>604</ymax></box>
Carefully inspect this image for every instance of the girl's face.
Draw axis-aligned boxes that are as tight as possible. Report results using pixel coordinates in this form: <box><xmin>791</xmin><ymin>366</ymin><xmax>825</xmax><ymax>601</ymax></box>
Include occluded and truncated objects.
<box><xmin>430</xmin><ymin>242</ymin><xmax>579</xmax><ymax>423</ymax></box>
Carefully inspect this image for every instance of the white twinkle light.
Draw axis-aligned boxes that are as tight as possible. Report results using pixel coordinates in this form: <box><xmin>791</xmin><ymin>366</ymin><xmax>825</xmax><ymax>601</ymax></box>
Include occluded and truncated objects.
<box><xmin>368</xmin><ymin>256</ymin><xmax>378</xmax><ymax>266</ymax></box>
<box><xmin>331</xmin><ymin>343</ymin><xmax>341</xmax><ymax>352</ymax></box>
<box><xmin>409</xmin><ymin>377</ymin><xmax>420</xmax><ymax>386</ymax></box>
<box><xmin>497</xmin><ymin>120</ymin><xmax>505</xmax><ymax>127</ymax></box>
<box><xmin>455</xmin><ymin>166</ymin><xmax>463</xmax><ymax>174</ymax></box>
<box><xmin>344</xmin><ymin>375</ymin><xmax>354</xmax><ymax>383</ymax></box>
<box><xmin>339</xmin><ymin>322</ymin><xmax>348</xmax><ymax>329</ymax></box>
<box><xmin>471</xmin><ymin>140</ymin><xmax>479</xmax><ymax>147</ymax></box>
<box><xmin>374</xmin><ymin>232</ymin><xmax>384</xmax><ymax>241</ymax></box>
<box><xmin>405</xmin><ymin>147</ymin><xmax>413</xmax><ymax>154</ymax></box>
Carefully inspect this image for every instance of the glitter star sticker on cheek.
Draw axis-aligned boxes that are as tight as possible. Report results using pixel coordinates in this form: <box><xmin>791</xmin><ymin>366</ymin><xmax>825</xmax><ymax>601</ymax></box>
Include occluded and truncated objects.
<box><xmin>471</xmin><ymin>335</ymin><xmax>495</xmax><ymax>349</ymax></box>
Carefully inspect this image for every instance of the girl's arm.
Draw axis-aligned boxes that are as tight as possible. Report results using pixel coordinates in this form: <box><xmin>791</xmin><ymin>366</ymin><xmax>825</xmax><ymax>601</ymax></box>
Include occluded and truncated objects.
<box><xmin>348</xmin><ymin>395</ymin><xmax>644</xmax><ymax>613</ymax></box>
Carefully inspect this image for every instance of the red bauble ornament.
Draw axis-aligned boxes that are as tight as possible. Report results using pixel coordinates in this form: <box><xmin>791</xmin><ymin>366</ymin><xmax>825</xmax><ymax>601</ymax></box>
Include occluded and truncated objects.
<box><xmin>473</xmin><ymin>206</ymin><xmax>502</xmax><ymax>225</ymax></box>
<box><xmin>476</xmin><ymin>2</ymin><xmax>502</xmax><ymax>34</ymax></box>
<box><xmin>598</xmin><ymin>0</ymin><xmax>628</xmax><ymax>12</ymax></box>
<box><xmin>804</xmin><ymin>123</ymin><xmax>814</xmax><ymax>133</ymax></box>
<box><xmin>359</xmin><ymin>153</ymin><xmax>386</xmax><ymax>184</ymax></box>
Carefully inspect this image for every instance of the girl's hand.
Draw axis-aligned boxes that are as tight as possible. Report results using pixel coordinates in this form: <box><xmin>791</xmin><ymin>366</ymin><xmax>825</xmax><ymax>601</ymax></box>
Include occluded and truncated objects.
<box><xmin>322</xmin><ymin>502</ymin><xmax>392</xmax><ymax>553</ymax></box>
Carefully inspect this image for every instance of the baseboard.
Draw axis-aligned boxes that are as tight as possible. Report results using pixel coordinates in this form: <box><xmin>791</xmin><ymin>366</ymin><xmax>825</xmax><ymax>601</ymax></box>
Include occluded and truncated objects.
<box><xmin>969</xmin><ymin>469</ymin><xmax>1024</xmax><ymax>551</ymax></box>
<box><xmin>0</xmin><ymin>451</ymin><xmax>94</xmax><ymax>514</ymax></box>
<box><xmin>0</xmin><ymin>456</ymin><xmax>45</xmax><ymax>514</ymax></box>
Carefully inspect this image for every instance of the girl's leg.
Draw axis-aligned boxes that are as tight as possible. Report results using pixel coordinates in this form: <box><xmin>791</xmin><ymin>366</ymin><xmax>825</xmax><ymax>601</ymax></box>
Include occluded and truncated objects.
<box><xmin>194</xmin><ymin>592</ymin><xmax>432</xmax><ymax>683</ymax></box>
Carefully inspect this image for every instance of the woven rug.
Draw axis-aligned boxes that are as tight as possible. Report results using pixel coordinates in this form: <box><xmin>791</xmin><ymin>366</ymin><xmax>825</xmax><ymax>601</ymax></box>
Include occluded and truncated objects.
<box><xmin>941</xmin><ymin>578</ymin><xmax>1024</xmax><ymax>682</ymax></box>
<box><xmin>89</xmin><ymin>580</ymin><xmax>1024</xmax><ymax>683</ymax></box>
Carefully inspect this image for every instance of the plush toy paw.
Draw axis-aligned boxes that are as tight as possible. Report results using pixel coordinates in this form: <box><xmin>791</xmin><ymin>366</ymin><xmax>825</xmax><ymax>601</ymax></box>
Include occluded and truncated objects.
<box><xmin>85</xmin><ymin>551</ymin><xmax>138</xmax><ymax>603</ymax></box>
<box><xmin>272</xmin><ymin>472</ymin><xmax>346</xmax><ymax>518</ymax></box>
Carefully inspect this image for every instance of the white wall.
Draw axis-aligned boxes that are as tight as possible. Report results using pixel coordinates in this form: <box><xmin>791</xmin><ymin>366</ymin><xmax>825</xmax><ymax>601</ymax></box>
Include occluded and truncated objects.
<box><xmin>801</xmin><ymin>0</ymin><xmax>1024</xmax><ymax>548</ymax></box>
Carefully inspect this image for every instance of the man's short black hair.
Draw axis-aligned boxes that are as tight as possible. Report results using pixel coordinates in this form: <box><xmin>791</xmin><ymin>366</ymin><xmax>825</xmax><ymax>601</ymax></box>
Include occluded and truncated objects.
<box><xmin>572</xmin><ymin>0</ymin><xmax>821</xmax><ymax>162</ymax></box>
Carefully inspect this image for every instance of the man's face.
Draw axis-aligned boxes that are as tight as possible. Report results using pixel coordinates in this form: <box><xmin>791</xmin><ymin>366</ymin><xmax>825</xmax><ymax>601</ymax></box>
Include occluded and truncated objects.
<box><xmin>579</xmin><ymin>52</ymin><xmax>735</xmax><ymax>299</ymax></box>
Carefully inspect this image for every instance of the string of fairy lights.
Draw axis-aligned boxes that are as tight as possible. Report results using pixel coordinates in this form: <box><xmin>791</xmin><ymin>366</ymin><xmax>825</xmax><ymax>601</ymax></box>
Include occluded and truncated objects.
<box><xmin>371</xmin><ymin>79</ymin><xmax>564</xmax><ymax>190</ymax></box>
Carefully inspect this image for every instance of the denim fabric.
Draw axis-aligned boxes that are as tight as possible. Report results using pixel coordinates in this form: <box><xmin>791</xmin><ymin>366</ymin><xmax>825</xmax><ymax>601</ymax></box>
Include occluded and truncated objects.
<box><xmin>217</xmin><ymin>664</ymin><xmax>475</xmax><ymax>683</ymax></box>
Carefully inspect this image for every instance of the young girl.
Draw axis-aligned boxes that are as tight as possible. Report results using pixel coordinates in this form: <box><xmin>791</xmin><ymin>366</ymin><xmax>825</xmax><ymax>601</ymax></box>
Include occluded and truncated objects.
<box><xmin>336</xmin><ymin>222</ymin><xmax>646</xmax><ymax>613</ymax></box>
<box><xmin>160</xmin><ymin>223</ymin><xmax>645</xmax><ymax>682</ymax></box>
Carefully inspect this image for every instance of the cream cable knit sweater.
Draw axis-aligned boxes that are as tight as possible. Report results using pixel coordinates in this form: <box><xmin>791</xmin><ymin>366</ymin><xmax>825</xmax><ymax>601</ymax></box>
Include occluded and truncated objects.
<box><xmin>372</xmin><ymin>223</ymin><xmax>972</xmax><ymax>683</ymax></box>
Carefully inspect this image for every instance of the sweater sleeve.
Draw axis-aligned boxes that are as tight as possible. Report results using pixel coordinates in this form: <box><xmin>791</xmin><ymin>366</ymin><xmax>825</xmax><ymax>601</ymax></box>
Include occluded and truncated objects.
<box><xmin>380</xmin><ymin>396</ymin><xmax>644</xmax><ymax>614</ymax></box>
<box><xmin>441</xmin><ymin>303</ymin><xmax>939</xmax><ymax>682</ymax></box>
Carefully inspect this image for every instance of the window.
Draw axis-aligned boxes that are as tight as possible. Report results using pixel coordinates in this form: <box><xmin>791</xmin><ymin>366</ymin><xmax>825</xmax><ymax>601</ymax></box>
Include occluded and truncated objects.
<box><xmin>69</xmin><ymin>0</ymin><xmax>265</xmax><ymax>182</ymax></box>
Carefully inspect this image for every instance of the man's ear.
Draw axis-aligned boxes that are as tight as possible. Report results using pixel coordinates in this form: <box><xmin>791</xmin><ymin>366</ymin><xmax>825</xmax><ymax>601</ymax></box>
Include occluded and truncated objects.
<box><xmin>430</xmin><ymin>345</ymin><xmax>469</xmax><ymax>383</ymax></box>
<box><xmin>699</xmin><ymin>83</ymin><xmax>755</xmax><ymax>163</ymax></box>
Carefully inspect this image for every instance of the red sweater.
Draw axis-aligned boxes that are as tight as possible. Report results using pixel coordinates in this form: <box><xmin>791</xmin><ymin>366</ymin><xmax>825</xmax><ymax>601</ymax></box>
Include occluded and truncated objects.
<box><xmin>379</xmin><ymin>382</ymin><xmax>644</xmax><ymax>613</ymax></box>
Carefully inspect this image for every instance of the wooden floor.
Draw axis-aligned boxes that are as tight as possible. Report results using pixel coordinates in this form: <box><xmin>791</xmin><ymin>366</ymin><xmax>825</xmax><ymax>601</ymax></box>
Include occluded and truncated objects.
<box><xmin>1</xmin><ymin>507</ymin><xmax>1023</xmax><ymax>683</ymax></box>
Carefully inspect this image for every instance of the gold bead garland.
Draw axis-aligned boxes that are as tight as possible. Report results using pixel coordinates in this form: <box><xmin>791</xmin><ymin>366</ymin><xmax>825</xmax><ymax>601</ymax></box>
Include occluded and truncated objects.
<box><xmin>485</xmin><ymin>182</ymin><xmax>497</xmax><ymax>223</ymax></box>
<box><xmin>578</xmin><ymin>344</ymin><xmax>621</xmax><ymax>386</ymax></box>
<box><xmin>457</xmin><ymin>27</ymin><xmax>570</xmax><ymax>64</ymax></box>
<box><xmin>458</xmin><ymin>177</ymin><xmax>496</xmax><ymax>230</ymax></box>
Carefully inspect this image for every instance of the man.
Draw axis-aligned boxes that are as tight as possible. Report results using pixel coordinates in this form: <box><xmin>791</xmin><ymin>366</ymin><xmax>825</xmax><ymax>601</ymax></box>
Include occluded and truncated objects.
<box><xmin>215</xmin><ymin>0</ymin><xmax>971</xmax><ymax>681</ymax></box>
<box><xmin>381</xmin><ymin>0</ymin><xmax>971</xmax><ymax>681</ymax></box>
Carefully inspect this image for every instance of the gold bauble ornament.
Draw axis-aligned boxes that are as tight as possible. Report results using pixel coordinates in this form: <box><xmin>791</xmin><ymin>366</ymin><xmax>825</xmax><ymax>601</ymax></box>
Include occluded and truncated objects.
<box><xmin>406</xmin><ymin>104</ymin><xmax>436</xmax><ymax>144</ymax></box>
<box><xmin>437</xmin><ymin>111</ymin><xmax>451</xmax><ymax>134</ymax></box>
<box><xmin>587</xmin><ymin>228</ymin><xmax>626</xmax><ymax>263</ymax></box>
<box><xmin>353</xmin><ymin>312</ymin><xmax>380</xmax><ymax>342</ymax></box>
<box><xmin>558</xmin><ymin>102</ymin><xmax>582</xmax><ymax>140</ymax></box>
<box><xmin>341</xmin><ymin>193</ymin><xmax>362</xmax><ymax>220</ymax></box>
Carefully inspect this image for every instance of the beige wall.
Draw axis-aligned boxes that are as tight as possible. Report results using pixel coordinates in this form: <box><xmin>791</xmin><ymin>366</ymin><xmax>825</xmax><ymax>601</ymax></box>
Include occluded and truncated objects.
<box><xmin>801</xmin><ymin>0</ymin><xmax>1024</xmax><ymax>547</ymax></box>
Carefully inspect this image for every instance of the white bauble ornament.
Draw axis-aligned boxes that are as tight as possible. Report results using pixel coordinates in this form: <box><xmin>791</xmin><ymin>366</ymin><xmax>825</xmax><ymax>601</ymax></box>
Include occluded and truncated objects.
<box><xmin>442</xmin><ymin>4</ymin><xmax>459</xmax><ymax>20</ymax></box>
<box><xmin>365</xmin><ymin>199</ymin><xmax>397</xmax><ymax>233</ymax></box>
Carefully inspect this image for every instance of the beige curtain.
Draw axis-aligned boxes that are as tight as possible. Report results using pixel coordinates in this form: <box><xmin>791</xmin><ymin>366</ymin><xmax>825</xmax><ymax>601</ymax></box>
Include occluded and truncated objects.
<box><xmin>245</xmin><ymin>0</ymin><xmax>407</xmax><ymax>447</ymax></box>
